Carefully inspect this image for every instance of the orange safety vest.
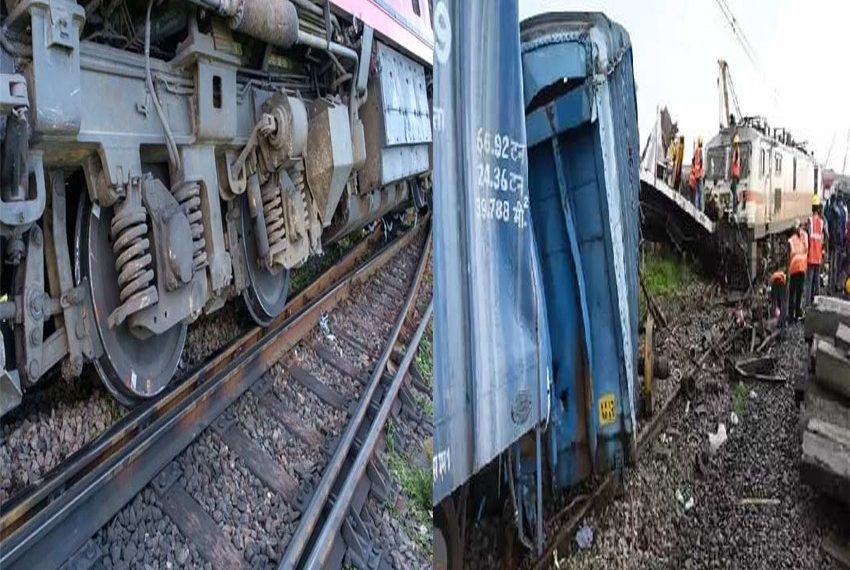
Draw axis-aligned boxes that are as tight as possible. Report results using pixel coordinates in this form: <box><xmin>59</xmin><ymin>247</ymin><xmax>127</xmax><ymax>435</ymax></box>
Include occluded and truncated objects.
<box><xmin>731</xmin><ymin>147</ymin><xmax>741</xmax><ymax>179</ymax></box>
<box><xmin>688</xmin><ymin>147</ymin><xmax>703</xmax><ymax>188</ymax></box>
<box><xmin>788</xmin><ymin>232</ymin><xmax>808</xmax><ymax>276</ymax></box>
<box><xmin>808</xmin><ymin>215</ymin><xmax>824</xmax><ymax>265</ymax></box>
<box><xmin>769</xmin><ymin>270</ymin><xmax>786</xmax><ymax>286</ymax></box>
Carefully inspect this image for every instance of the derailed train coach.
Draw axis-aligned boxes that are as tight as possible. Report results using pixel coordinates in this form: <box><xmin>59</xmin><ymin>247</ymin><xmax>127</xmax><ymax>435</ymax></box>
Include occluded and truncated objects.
<box><xmin>0</xmin><ymin>0</ymin><xmax>432</xmax><ymax>415</ymax></box>
<box><xmin>433</xmin><ymin>4</ymin><xmax>640</xmax><ymax>566</ymax></box>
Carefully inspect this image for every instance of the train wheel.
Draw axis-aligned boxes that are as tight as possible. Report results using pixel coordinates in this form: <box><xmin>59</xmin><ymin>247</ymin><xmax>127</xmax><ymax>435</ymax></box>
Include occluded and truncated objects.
<box><xmin>75</xmin><ymin>197</ymin><xmax>186</xmax><ymax>406</ymax></box>
<box><xmin>239</xmin><ymin>195</ymin><xmax>290</xmax><ymax>327</ymax></box>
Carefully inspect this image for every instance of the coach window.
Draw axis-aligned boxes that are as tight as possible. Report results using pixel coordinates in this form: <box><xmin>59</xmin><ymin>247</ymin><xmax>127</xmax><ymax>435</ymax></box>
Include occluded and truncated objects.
<box><xmin>793</xmin><ymin>157</ymin><xmax>797</xmax><ymax>190</ymax></box>
<box><xmin>760</xmin><ymin>148</ymin><xmax>766</xmax><ymax>177</ymax></box>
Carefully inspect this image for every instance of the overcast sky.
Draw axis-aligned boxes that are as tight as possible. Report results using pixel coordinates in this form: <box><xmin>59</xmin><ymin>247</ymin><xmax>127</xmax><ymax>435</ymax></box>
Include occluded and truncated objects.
<box><xmin>519</xmin><ymin>0</ymin><xmax>850</xmax><ymax>173</ymax></box>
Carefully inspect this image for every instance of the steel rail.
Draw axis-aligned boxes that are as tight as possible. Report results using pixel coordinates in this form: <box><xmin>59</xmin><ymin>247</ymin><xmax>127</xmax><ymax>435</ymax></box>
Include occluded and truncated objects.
<box><xmin>279</xmin><ymin>228</ymin><xmax>432</xmax><ymax>569</ymax></box>
<box><xmin>0</xmin><ymin>220</ymin><xmax>428</xmax><ymax>570</ymax></box>
<box><xmin>304</xmin><ymin>300</ymin><xmax>433</xmax><ymax>568</ymax></box>
<box><xmin>0</xmin><ymin>228</ymin><xmax>384</xmax><ymax>538</ymax></box>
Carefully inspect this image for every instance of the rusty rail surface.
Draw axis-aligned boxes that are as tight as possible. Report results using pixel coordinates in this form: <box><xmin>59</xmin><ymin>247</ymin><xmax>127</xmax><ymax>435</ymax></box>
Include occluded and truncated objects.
<box><xmin>0</xmin><ymin>219</ymin><xmax>429</xmax><ymax>570</ymax></box>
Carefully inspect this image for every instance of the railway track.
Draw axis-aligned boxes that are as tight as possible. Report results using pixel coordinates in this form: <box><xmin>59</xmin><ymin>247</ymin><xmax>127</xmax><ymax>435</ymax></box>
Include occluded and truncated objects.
<box><xmin>0</xmin><ymin>230</ymin><xmax>385</xmax><ymax>505</ymax></box>
<box><xmin>0</xmin><ymin>220</ymin><xmax>432</xmax><ymax>570</ymax></box>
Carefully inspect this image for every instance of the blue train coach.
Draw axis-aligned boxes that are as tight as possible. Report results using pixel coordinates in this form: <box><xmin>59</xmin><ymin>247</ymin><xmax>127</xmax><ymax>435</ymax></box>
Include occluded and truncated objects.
<box><xmin>433</xmin><ymin>3</ymin><xmax>641</xmax><ymax>567</ymax></box>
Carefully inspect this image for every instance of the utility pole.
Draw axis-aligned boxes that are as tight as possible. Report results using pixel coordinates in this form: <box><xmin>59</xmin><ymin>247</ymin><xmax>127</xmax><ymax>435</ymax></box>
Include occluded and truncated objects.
<box><xmin>843</xmin><ymin>128</ymin><xmax>850</xmax><ymax>176</ymax></box>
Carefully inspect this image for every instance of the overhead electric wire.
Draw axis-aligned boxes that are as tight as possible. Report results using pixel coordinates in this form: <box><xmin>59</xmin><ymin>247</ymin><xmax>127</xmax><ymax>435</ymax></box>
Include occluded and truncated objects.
<box><xmin>824</xmin><ymin>130</ymin><xmax>836</xmax><ymax>167</ymax></box>
<box><xmin>714</xmin><ymin>0</ymin><xmax>777</xmax><ymax>102</ymax></box>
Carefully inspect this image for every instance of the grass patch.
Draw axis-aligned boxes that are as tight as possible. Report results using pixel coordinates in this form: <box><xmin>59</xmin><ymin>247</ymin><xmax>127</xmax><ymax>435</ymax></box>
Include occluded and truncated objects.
<box><xmin>289</xmin><ymin>231</ymin><xmax>364</xmax><ymax>294</ymax></box>
<box><xmin>384</xmin><ymin>420</ymin><xmax>432</xmax><ymax>532</ymax></box>
<box><xmin>415</xmin><ymin>393</ymin><xmax>433</xmax><ymax>417</ymax></box>
<box><xmin>413</xmin><ymin>333</ymin><xmax>433</xmax><ymax>388</ymax></box>
<box><xmin>734</xmin><ymin>381</ymin><xmax>748</xmax><ymax>416</ymax></box>
<box><xmin>642</xmin><ymin>248</ymin><xmax>697</xmax><ymax>298</ymax></box>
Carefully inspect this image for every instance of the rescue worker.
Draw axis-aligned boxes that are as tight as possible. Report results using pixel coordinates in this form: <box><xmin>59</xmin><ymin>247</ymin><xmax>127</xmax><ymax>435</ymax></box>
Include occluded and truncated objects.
<box><xmin>825</xmin><ymin>191</ymin><xmax>845</xmax><ymax>292</ymax></box>
<box><xmin>730</xmin><ymin>134</ymin><xmax>741</xmax><ymax>214</ymax></box>
<box><xmin>805</xmin><ymin>194</ymin><xmax>827</xmax><ymax>305</ymax></box>
<box><xmin>787</xmin><ymin>219</ymin><xmax>808</xmax><ymax>323</ymax></box>
<box><xmin>768</xmin><ymin>270</ymin><xmax>786</xmax><ymax>323</ymax></box>
<box><xmin>688</xmin><ymin>136</ymin><xmax>704</xmax><ymax>211</ymax></box>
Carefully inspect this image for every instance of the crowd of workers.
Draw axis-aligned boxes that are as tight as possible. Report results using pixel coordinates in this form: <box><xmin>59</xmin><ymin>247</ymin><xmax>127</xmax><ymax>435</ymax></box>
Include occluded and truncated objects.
<box><xmin>769</xmin><ymin>192</ymin><xmax>850</xmax><ymax>324</ymax></box>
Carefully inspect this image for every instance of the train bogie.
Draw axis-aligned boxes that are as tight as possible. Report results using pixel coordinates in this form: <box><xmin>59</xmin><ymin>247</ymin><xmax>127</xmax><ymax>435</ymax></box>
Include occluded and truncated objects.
<box><xmin>0</xmin><ymin>0</ymin><xmax>432</xmax><ymax>415</ymax></box>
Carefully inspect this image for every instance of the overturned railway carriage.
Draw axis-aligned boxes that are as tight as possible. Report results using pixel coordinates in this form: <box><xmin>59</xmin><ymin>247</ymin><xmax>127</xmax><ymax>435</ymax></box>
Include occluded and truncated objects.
<box><xmin>0</xmin><ymin>0</ymin><xmax>432</xmax><ymax>415</ymax></box>
<box><xmin>705</xmin><ymin>117</ymin><xmax>821</xmax><ymax>283</ymax></box>
<box><xmin>433</xmin><ymin>6</ymin><xmax>640</xmax><ymax>566</ymax></box>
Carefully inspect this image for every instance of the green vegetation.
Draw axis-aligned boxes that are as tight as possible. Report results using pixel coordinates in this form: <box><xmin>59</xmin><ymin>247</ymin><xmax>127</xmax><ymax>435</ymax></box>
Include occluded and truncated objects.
<box><xmin>384</xmin><ymin>420</ymin><xmax>432</xmax><ymax>543</ymax></box>
<box><xmin>289</xmin><ymin>231</ymin><xmax>363</xmax><ymax>294</ymax></box>
<box><xmin>642</xmin><ymin>248</ymin><xmax>697</xmax><ymax>298</ymax></box>
<box><xmin>104</xmin><ymin>397</ymin><xmax>123</xmax><ymax>423</ymax></box>
<box><xmin>413</xmin><ymin>332</ymin><xmax>433</xmax><ymax>388</ymax></box>
<box><xmin>734</xmin><ymin>381</ymin><xmax>748</xmax><ymax>416</ymax></box>
<box><xmin>416</xmin><ymin>393</ymin><xmax>433</xmax><ymax>417</ymax></box>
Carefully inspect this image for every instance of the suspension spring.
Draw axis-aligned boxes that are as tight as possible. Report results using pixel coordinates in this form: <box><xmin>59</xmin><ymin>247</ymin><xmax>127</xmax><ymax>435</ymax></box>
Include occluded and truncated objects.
<box><xmin>173</xmin><ymin>180</ymin><xmax>207</xmax><ymax>271</ymax></box>
<box><xmin>109</xmin><ymin>193</ymin><xmax>157</xmax><ymax>326</ymax></box>
<box><xmin>261</xmin><ymin>178</ymin><xmax>286</xmax><ymax>254</ymax></box>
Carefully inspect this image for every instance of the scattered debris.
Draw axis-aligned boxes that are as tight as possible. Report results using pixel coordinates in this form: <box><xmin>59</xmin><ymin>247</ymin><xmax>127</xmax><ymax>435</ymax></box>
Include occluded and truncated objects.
<box><xmin>708</xmin><ymin>423</ymin><xmax>728</xmax><ymax>455</ymax></box>
<box><xmin>318</xmin><ymin>313</ymin><xmax>336</xmax><ymax>342</ymax></box>
<box><xmin>575</xmin><ymin>522</ymin><xmax>594</xmax><ymax>550</ymax></box>
<box><xmin>730</xmin><ymin>412</ymin><xmax>740</xmax><ymax>426</ymax></box>
<box><xmin>675</xmin><ymin>488</ymin><xmax>695</xmax><ymax>511</ymax></box>
<box><xmin>749</xmin><ymin>389</ymin><xmax>757</xmax><ymax>399</ymax></box>
<box><xmin>734</xmin><ymin>356</ymin><xmax>784</xmax><ymax>383</ymax></box>
<box><xmin>798</xmin><ymin>297</ymin><xmax>850</xmax><ymax>506</ymax></box>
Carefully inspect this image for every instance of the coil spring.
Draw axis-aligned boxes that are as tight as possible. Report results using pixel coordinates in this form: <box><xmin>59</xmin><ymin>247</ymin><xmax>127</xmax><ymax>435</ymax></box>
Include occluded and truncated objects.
<box><xmin>261</xmin><ymin>179</ymin><xmax>286</xmax><ymax>252</ymax></box>
<box><xmin>110</xmin><ymin>200</ymin><xmax>155</xmax><ymax>304</ymax></box>
<box><xmin>173</xmin><ymin>181</ymin><xmax>207</xmax><ymax>271</ymax></box>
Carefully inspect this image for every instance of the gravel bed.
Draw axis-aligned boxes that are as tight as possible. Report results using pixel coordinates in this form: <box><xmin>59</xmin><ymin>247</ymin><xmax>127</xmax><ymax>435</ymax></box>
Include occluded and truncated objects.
<box><xmin>269</xmin><ymin>363</ymin><xmax>348</xmax><ymax>437</ymax></box>
<box><xmin>180</xmin><ymin>301</ymin><xmax>249</xmax><ymax>372</ymax></box>
<box><xmin>307</xmin><ymin>328</ymin><xmax>374</xmax><ymax>378</ymax></box>
<box><xmin>0</xmin><ymin>370</ymin><xmax>121</xmax><ymax>503</ymax></box>
<box><xmin>232</xmin><ymin>390</ymin><xmax>321</xmax><ymax>481</ymax></box>
<box><xmin>92</xmin><ymin>488</ymin><xmax>208</xmax><ymax>570</ymax></box>
<box><xmin>177</xmin><ymin>433</ymin><xmax>297</xmax><ymax>569</ymax></box>
<box><xmin>549</xmin><ymin>298</ymin><xmax>845</xmax><ymax>569</ymax></box>
<box><xmin>286</xmin><ymin>343</ymin><xmax>360</xmax><ymax>402</ymax></box>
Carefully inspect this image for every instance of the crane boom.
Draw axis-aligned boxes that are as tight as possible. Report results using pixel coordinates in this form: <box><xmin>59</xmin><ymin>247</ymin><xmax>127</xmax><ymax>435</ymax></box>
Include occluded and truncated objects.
<box><xmin>718</xmin><ymin>59</ymin><xmax>731</xmax><ymax>129</ymax></box>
